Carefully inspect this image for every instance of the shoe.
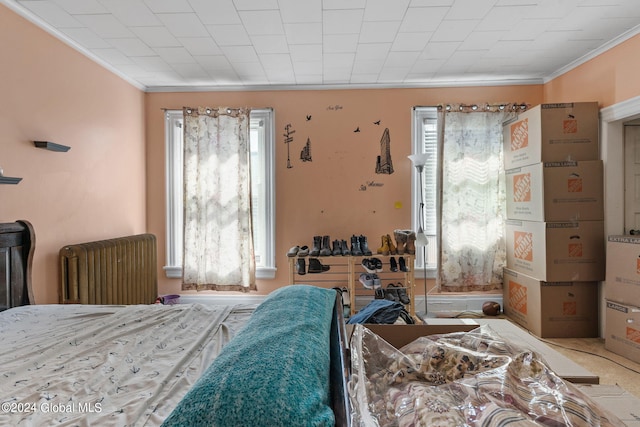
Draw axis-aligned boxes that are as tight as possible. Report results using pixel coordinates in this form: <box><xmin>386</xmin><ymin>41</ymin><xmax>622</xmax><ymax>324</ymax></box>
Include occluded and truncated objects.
<box><xmin>319</xmin><ymin>235</ymin><xmax>332</xmax><ymax>256</ymax></box>
<box><xmin>361</xmin><ymin>258</ymin><xmax>377</xmax><ymax>273</ymax></box>
<box><xmin>376</xmin><ymin>235</ymin><xmax>390</xmax><ymax>255</ymax></box>
<box><xmin>340</xmin><ymin>239</ymin><xmax>351</xmax><ymax>256</ymax></box>
<box><xmin>399</xmin><ymin>256</ymin><xmax>410</xmax><ymax>272</ymax></box>
<box><xmin>371</xmin><ymin>273</ymin><xmax>381</xmax><ymax>289</ymax></box>
<box><xmin>296</xmin><ymin>258</ymin><xmax>306</xmax><ymax>275</ymax></box>
<box><xmin>331</xmin><ymin>239</ymin><xmax>342</xmax><ymax>256</ymax></box>
<box><xmin>308</xmin><ymin>258</ymin><xmax>330</xmax><ymax>273</ymax></box>
<box><xmin>298</xmin><ymin>245</ymin><xmax>309</xmax><ymax>257</ymax></box>
<box><xmin>389</xmin><ymin>257</ymin><xmax>398</xmax><ymax>272</ymax></box>
<box><xmin>385</xmin><ymin>283</ymin><xmax>399</xmax><ymax>302</ymax></box>
<box><xmin>387</xmin><ymin>234</ymin><xmax>397</xmax><ymax>255</ymax></box>
<box><xmin>287</xmin><ymin>245</ymin><xmax>300</xmax><ymax>257</ymax></box>
<box><xmin>351</xmin><ymin>235</ymin><xmax>363</xmax><ymax>256</ymax></box>
<box><xmin>394</xmin><ymin>229</ymin><xmax>407</xmax><ymax>255</ymax></box>
<box><xmin>395</xmin><ymin>282</ymin><xmax>410</xmax><ymax>304</ymax></box>
<box><xmin>359</xmin><ymin>235</ymin><xmax>373</xmax><ymax>256</ymax></box>
<box><xmin>359</xmin><ymin>273</ymin><xmax>374</xmax><ymax>289</ymax></box>
<box><xmin>405</xmin><ymin>231</ymin><xmax>416</xmax><ymax>255</ymax></box>
<box><xmin>371</xmin><ymin>257</ymin><xmax>383</xmax><ymax>272</ymax></box>
<box><xmin>310</xmin><ymin>236</ymin><xmax>321</xmax><ymax>257</ymax></box>
<box><xmin>374</xmin><ymin>288</ymin><xmax>385</xmax><ymax>299</ymax></box>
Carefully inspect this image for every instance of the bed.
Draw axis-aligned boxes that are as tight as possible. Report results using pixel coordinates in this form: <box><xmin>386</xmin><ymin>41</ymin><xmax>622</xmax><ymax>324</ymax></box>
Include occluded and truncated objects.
<box><xmin>0</xmin><ymin>221</ymin><xmax>351</xmax><ymax>426</ymax></box>
<box><xmin>0</xmin><ymin>221</ymin><xmax>626</xmax><ymax>426</ymax></box>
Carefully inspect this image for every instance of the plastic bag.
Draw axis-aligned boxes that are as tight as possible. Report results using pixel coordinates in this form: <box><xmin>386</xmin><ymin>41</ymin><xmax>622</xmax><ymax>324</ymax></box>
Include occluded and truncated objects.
<box><xmin>349</xmin><ymin>324</ymin><xmax>622</xmax><ymax>426</ymax></box>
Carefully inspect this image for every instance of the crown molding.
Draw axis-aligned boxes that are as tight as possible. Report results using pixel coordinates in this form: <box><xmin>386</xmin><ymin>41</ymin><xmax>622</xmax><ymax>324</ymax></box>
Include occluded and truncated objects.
<box><xmin>1</xmin><ymin>0</ymin><xmax>147</xmax><ymax>91</ymax></box>
<box><xmin>544</xmin><ymin>23</ymin><xmax>640</xmax><ymax>84</ymax></box>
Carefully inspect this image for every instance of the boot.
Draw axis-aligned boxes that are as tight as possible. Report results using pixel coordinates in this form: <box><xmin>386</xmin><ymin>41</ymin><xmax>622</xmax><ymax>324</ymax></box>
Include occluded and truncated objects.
<box><xmin>359</xmin><ymin>235</ymin><xmax>372</xmax><ymax>256</ymax></box>
<box><xmin>319</xmin><ymin>235</ymin><xmax>332</xmax><ymax>256</ymax></box>
<box><xmin>296</xmin><ymin>258</ymin><xmax>306</xmax><ymax>275</ymax></box>
<box><xmin>340</xmin><ymin>239</ymin><xmax>351</xmax><ymax>256</ymax></box>
<box><xmin>376</xmin><ymin>235</ymin><xmax>390</xmax><ymax>256</ymax></box>
<box><xmin>394</xmin><ymin>229</ymin><xmax>406</xmax><ymax>255</ymax></box>
<box><xmin>405</xmin><ymin>231</ymin><xmax>416</xmax><ymax>255</ymax></box>
<box><xmin>386</xmin><ymin>234</ymin><xmax>397</xmax><ymax>255</ymax></box>
<box><xmin>351</xmin><ymin>235</ymin><xmax>363</xmax><ymax>256</ymax></box>
<box><xmin>308</xmin><ymin>258</ymin><xmax>330</xmax><ymax>273</ymax></box>
<box><xmin>331</xmin><ymin>239</ymin><xmax>342</xmax><ymax>256</ymax></box>
<box><xmin>310</xmin><ymin>235</ymin><xmax>321</xmax><ymax>257</ymax></box>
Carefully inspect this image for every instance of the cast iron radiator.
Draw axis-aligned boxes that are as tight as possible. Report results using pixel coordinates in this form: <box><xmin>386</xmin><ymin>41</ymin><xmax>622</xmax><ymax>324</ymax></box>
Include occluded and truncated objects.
<box><xmin>59</xmin><ymin>234</ymin><xmax>158</xmax><ymax>304</ymax></box>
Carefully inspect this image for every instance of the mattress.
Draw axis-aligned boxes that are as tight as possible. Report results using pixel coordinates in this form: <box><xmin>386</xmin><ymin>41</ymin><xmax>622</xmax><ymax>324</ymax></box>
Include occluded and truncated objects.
<box><xmin>0</xmin><ymin>303</ymin><xmax>255</xmax><ymax>426</ymax></box>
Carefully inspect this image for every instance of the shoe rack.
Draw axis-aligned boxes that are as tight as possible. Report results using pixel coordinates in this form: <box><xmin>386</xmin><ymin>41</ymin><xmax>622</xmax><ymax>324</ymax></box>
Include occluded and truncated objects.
<box><xmin>287</xmin><ymin>254</ymin><xmax>415</xmax><ymax>317</ymax></box>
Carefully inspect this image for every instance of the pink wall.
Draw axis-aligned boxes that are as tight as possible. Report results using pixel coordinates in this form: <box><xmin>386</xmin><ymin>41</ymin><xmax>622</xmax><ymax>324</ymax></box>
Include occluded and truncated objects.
<box><xmin>0</xmin><ymin>5</ymin><xmax>147</xmax><ymax>304</ymax></box>
<box><xmin>544</xmin><ymin>34</ymin><xmax>640</xmax><ymax>107</ymax></box>
<box><xmin>146</xmin><ymin>86</ymin><xmax>543</xmax><ymax>295</ymax></box>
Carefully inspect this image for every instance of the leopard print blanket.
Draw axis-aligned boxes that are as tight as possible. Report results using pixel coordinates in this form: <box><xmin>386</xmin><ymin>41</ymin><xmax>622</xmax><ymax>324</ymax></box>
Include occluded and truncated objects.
<box><xmin>349</xmin><ymin>325</ymin><xmax>621</xmax><ymax>427</ymax></box>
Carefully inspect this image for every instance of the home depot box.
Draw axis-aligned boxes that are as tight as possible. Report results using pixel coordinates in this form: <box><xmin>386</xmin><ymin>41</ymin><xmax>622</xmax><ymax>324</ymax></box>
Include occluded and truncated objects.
<box><xmin>605</xmin><ymin>235</ymin><xmax>640</xmax><ymax>307</ymax></box>
<box><xmin>503</xmin><ymin>102</ymin><xmax>599</xmax><ymax>169</ymax></box>
<box><xmin>604</xmin><ymin>300</ymin><xmax>640</xmax><ymax>364</ymax></box>
<box><xmin>503</xmin><ymin>268</ymin><xmax>598</xmax><ymax>338</ymax></box>
<box><xmin>505</xmin><ymin>160</ymin><xmax>603</xmax><ymax>221</ymax></box>
<box><xmin>505</xmin><ymin>219</ymin><xmax>605</xmax><ymax>282</ymax></box>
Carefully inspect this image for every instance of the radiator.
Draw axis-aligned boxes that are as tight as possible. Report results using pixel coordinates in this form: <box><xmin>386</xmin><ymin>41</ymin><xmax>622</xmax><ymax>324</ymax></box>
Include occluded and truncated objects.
<box><xmin>60</xmin><ymin>234</ymin><xmax>158</xmax><ymax>305</ymax></box>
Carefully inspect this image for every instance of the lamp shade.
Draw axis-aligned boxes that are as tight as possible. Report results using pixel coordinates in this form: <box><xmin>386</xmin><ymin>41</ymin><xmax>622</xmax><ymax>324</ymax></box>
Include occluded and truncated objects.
<box><xmin>415</xmin><ymin>231</ymin><xmax>429</xmax><ymax>247</ymax></box>
<box><xmin>408</xmin><ymin>153</ymin><xmax>431</xmax><ymax>168</ymax></box>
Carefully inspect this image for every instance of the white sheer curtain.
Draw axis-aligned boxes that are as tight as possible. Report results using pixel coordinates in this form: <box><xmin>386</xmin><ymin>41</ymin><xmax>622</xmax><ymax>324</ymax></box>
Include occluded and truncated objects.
<box><xmin>182</xmin><ymin>107</ymin><xmax>256</xmax><ymax>291</ymax></box>
<box><xmin>438</xmin><ymin>109</ymin><xmax>512</xmax><ymax>292</ymax></box>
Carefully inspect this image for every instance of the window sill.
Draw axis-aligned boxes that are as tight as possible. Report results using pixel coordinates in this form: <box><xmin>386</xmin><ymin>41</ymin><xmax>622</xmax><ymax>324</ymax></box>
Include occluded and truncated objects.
<box><xmin>163</xmin><ymin>266</ymin><xmax>276</xmax><ymax>280</ymax></box>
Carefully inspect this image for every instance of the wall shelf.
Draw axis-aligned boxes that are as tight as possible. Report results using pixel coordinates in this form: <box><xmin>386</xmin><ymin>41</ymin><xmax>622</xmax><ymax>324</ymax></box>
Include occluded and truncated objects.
<box><xmin>34</xmin><ymin>141</ymin><xmax>70</xmax><ymax>152</ymax></box>
<box><xmin>0</xmin><ymin>177</ymin><xmax>22</xmax><ymax>184</ymax></box>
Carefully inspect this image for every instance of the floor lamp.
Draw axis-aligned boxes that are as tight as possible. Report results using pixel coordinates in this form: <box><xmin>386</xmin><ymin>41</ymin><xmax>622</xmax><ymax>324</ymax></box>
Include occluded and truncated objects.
<box><xmin>408</xmin><ymin>153</ymin><xmax>430</xmax><ymax>317</ymax></box>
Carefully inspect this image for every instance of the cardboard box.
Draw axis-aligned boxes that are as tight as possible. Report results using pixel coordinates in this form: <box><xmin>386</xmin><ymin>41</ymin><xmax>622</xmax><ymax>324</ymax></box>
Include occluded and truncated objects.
<box><xmin>576</xmin><ymin>384</ymin><xmax>640</xmax><ymax>427</ymax></box>
<box><xmin>505</xmin><ymin>219</ymin><xmax>605</xmax><ymax>282</ymax></box>
<box><xmin>505</xmin><ymin>160</ymin><xmax>603</xmax><ymax>221</ymax></box>
<box><xmin>503</xmin><ymin>268</ymin><xmax>599</xmax><ymax>338</ymax></box>
<box><xmin>605</xmin><ymin>235</ymin><xmax>640</xmax><ymax>307</ymax></box>
<box><xmin>604</xmin><ymin>300</ymin><xmax>640</xmax><ymax>364</ymax></box>
<box><xmin>503</xmin><ymin>102</ymin><xmax>599</xmax><ymax>169</ymax></box>
<box><xmin>347</xmin><ymin>323</ymin><xmax>477</xmax><ymax>350</ymax></box>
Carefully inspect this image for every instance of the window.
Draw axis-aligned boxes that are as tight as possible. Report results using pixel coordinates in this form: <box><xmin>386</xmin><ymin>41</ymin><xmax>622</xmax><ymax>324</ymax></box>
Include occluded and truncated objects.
<box><xmin>411</xmin><ymin>107</ymin><xmax>439</xmax><ymax>274</ymax></box>
<box><xmin>164</xmin><ymin>109</ymin><xmax>276</xmax><ymax>280</ymax></box>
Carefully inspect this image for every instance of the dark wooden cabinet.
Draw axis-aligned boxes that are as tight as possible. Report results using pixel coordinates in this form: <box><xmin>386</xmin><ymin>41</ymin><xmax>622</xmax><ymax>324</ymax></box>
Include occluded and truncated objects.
<box><xmin>0</xmin><ymin>221</ymin><xmax>34</xmax><ymax>311</ymax></box>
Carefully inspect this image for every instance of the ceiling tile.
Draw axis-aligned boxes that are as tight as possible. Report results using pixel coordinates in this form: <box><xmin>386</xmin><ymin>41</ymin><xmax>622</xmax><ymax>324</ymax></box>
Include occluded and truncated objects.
<box><xmin>324</xmin><ymin>34</ymin><xmax>358</xmax><ymax>53</ymax></box>
<box><xmin>430</xmin><ymin>19</ymin><xmax>479</xmax><ymax>43</ymax></box>
<box><xmin>131</xmin><ymin>26</ymin><xmax>181</xmax><ymax>48</ymax></box>
<box><xmin>142</xmin><ymin>0</ymin><xmax>193</xmax><ymax>14</ymax></box>
<box><xmin>359</xmin><ymin>21</ymin><xmax>402</xmax><ymax>44</ymax></box>
<box><xmin>156</xmin><ymin>13</ymin><xmax>209</xmax><ymax>38</ymax></box>
<box><xmin>19</xmin><ymin>1</ymin><xmax>83</xmax><ymax>27</ymax></box>
<box><xmin>322</xmin><ymin>0</ymin><xmax>366</xmax><ymax>10</ymax></box>
<box><xmin>278</xmin><ymin>0</ymin><xmax>321</xmax><ymax>23</ymax></box>
<box><xmin>363</xmin><ymin>0</ymin><xmax>411</xmax><ymax>21</ymax></box>
<box><xmin>289</xmin><ymin>44</ymin><xmax>322</xmax><ymax>62</ymax></box>
<box><xmin>391</xmin><ymin>32</ymin><xmax>432</xmax><ymax>52</ymax></box>
<box><xmin>284</xmin><ymin>23</ymin><xmax>322</xmax><ymax>44</ymax></box>
<box><xmin>400</xmin><ymin>7</ymin><xmax>449</xmax><ymax>32</ymax></box>
<box><xmin>179</xmin><ymin>37</ymin><xmax>222</xmax><ymax>56</ymax></box>
<box><xmin>73</xmin><ymin>14</ymin><xmax>135</xmax><ymax>38</ymax></box>
<box><xmin>206</xmin><ymin>25</ymin><xmax>251</xmax><ymax>46</ymax></box>
<box><xmin>220</xmin><ymin>45</ymin><xmax>259</xmax><ymax>62</ymax></box>
<box><xmin>239</xmin><ymin>10</ymin><xmax>284</xmax><ymax>35</ymax></box>
<box><xmin>233</xmin><ymin>0</ymin><xmax>278</xmax><ymax>11</ymax></box>
<box><xmin>52</xmin><ymin>0</ymin><xmax>107</xmax><ymax>14</ymax></box>
<box><xmin>60</xmin><ymin>27</ymin><xmax>111</xmax><ymax>48</ymax></box>
<box><xmin>251</xmin><ymin>35</ymin><xmax>289</xmax><ymax>54</ymax></box>
<box><xmin>188</xmin><ymin>0</ymin><xmax>241</xmax><ymax>25</ymax></box>
<box><xmin>90</xmin><ymin>48</ymin><xmax>134</xmax><ymax>64</ymax></box>
<box><xmin>99</xmin><ymin>0</ymin><xmax>160</xmax><ymax>27</ymax></box>
<box><xmin>153</xmin><ymin>46</ymin><xmax>196</xmax><ymax>64</ymax></box>
<box><xmin>106</xmin><ymin>37</ymin><xmax>155</xmax><ymax>56</ymax></box>
<box><xmin>323</xmin><ymin>9</ymin><xmax>364</xmax><ymax>35</ymax></box>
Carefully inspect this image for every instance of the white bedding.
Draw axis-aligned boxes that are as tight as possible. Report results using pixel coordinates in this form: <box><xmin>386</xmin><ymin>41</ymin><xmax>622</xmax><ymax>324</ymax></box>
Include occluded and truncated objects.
<box><xmin>0</xmin><ymin>303</ymin><xmax>255</xmax><ymax>426</ymax></box>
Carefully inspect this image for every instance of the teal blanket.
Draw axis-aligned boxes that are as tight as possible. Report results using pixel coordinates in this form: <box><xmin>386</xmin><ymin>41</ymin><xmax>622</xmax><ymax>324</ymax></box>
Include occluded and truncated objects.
<box><xmin>162</xmin><ymin>285</ymin><xmax>336</xmax><ymax>427</ymax></box>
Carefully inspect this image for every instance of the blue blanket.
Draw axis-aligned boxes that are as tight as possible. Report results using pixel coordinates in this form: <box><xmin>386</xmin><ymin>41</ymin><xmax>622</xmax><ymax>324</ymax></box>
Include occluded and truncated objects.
<box><xmin>162</xmin><ymin>285</ymin><xmax>336</xmax><ymax>427</ymax></box>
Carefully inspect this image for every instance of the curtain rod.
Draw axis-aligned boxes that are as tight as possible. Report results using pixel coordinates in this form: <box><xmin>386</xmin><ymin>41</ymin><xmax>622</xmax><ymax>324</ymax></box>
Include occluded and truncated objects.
<box><xmin>439</xmin><ymin>102</ymin><xmax>529</xmax><ymax>112</ymax></box>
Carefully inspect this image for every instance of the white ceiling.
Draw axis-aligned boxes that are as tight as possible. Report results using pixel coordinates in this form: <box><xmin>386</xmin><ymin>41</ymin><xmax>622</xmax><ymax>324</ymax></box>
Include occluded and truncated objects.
<box><xmin>4</xmin><ymin>0</ymin><xmax>640</xmax><ymax>92</ymax></box>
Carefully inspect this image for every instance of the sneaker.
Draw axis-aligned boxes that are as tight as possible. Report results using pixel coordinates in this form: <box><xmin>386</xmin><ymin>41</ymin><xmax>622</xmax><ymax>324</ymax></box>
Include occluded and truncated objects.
<box><xmin>374</xmin><ymin>288</ymin><xmax>385</xmax><ymax>299</ymax></box>
<box><xmin>372</xmin><ymin>257</ymin><xmax>383</xmax><ymax>272</ymax></box>
<box><xmin>359</xmin><ymin>273</ymin><xmax>374</xmax><ymax>289</ymax></box>
<box><xmin>361</xmin><ymin>258</ymin><xmax>377</xmax><ymax>273</ymax></box>
<box><xmin>371</xmin><ymin>273</ymin><xmax>382</xmax><ymax>289</ymax></box>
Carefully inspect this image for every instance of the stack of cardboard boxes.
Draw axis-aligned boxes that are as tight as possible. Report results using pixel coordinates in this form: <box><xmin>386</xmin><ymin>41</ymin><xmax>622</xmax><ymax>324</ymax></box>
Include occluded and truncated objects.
<box><xmin>501</xmin><ymin>102</ymin><xmax>605</xmax><ymax>337</ymax></box>
<box><xmin>603</xmin><ymin>237</ymin><xmax>640</xmax><ymax>363</ymax></box>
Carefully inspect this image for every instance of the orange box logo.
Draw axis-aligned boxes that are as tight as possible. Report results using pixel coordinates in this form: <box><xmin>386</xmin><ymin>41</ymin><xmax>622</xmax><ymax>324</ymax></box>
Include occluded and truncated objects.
<box><xmin>509</xmin><ymin>280</ymin><xmax>527</xmax><ymax>315</ymax></box>
<box><xmin>626</xmin><ymin>326</ymin><xmax>640</xmax><ymax>344</ymax></box>
<box><xmin>514</xmin><ymin>231</ymin><xmax>533</xmax><ymax>261</ymax></box>
<box><xmin>513</xmin><ymin>173</ymin><xmax>531</xmax><ymax>202</ymax></box>
<box><xmin>568</xmin><ymin>243</ymin><xmax>583</xmax><ymax>258</ymax></box>
<box><xmin>567</xmin><ymin>174</ymin><xmax>582</xmax><ymax>193</ymax></box>
<box><xmin>563</xmin><ymin>301</ymin><xmax>577</xmax><ymax>316</ymax></box>
<box><xmin>563</xmin><ymin>118</ymin><xmax>578</xmax><ymax>134</ymax></box>
<box><xmin>510</xmin><ymin>119</ymin><xmax>528</xmax><ymax>151</ymax></box>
